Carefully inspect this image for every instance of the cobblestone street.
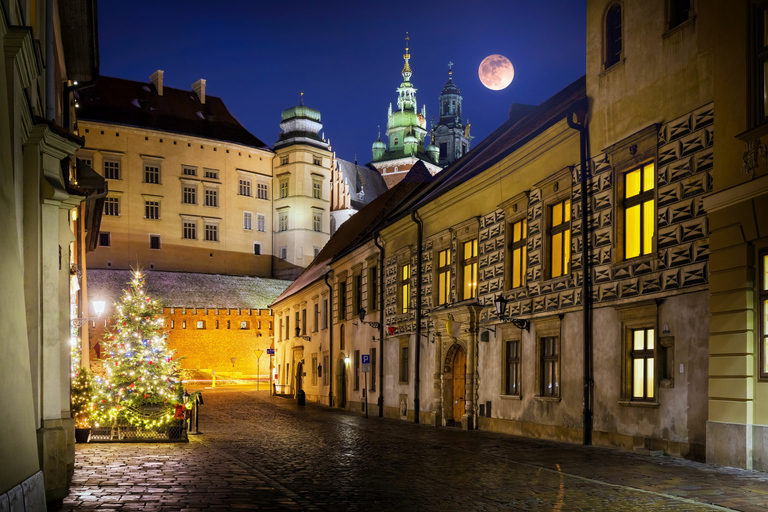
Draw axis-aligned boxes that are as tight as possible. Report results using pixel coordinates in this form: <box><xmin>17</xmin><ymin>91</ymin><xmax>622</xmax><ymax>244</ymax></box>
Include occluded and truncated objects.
<box><xmin>54</xmin><ymin>388</ymin><xmax>768</xmax><ymax>511</ymax></box>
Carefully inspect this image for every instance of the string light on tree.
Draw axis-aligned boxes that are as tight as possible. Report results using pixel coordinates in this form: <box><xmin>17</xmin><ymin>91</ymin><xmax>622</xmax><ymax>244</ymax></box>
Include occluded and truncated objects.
<box><xmin>91</xmin><ymin>269</ymin><xmax>181</xmax><ymax>429</ymax></box>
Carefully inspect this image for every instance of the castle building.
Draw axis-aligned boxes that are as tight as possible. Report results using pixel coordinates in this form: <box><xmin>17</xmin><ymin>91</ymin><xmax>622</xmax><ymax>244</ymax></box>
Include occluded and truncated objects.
<box><xmin>370</xmin><ymin>36</ymin><xmax>442</xmax><ymax>188</ymax></box>
<box><xmin>272</xmin><ymin>100</ymin><xmax>333</xmax><ymax>280</ymax></box>
<box><xmin>329</xmin><ymin>155</ymin><xmax>388</xmax><ymax>235</ymax></box>
<box><xmin>430</xmin><ymin>63</ymin><xmax>473</xmax><ymax>167</ymax></box>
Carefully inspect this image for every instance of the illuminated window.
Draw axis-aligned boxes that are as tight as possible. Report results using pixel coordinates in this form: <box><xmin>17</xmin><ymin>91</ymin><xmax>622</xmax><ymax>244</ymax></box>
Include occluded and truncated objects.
<box><xmin>243</xmin><ymin>211</ymin><xmax>253</xmax><ymax>230</ymax></box>
<box><xmin>400</xmin><ymin>263</ymin><xmax>410</xmax><ymax>314</ymax></box>
<box><xmin>624</xmin><ymin>163</ymin><xmax>655</xmax><ymax>259</ymax></box>
<box><xmin>605</xmin><ymin>3</ymin><xmax>622</xmax><ymax>68</ymax></box>
<box><xmin>549</xmin><ymin>199</ymin><xmax>571</xmax><ymax>278</ymax></box>
<box><xmin>145</xmin><ymin>201</ymin><xmax>159</xmax><ymax>220</ymax></box>
<box><xmin>462</xmin><ymin>239</ymin><xmax>478</xmax><ymax>300</ymax></box>
<box><xmin>760</xmin><ymin>251</ymin><xmax>768</xmax><ymax>380</ymax></box>
<box><xmin>436</xmin><ymin>248</ymin><xmax>451</xmax><ymax>305</ymax></box>
<box><xmin>509</xmin><ymin>218</ymin><xmax>527</xmax><ymax>289</ymax></box>
<box><xmin>631</xmin><ymin>328</ymin><xmax>655</xmax><ymax>401</ymax></box>
<box><xmin>505</xmin><ymin>340</ymin><xmax>521</xmax><ymax>396</ymax></box>
<box><xmin>540</xmin><ymin>336</ymin><xmax>559</xmax><ymax>397</ymax></box>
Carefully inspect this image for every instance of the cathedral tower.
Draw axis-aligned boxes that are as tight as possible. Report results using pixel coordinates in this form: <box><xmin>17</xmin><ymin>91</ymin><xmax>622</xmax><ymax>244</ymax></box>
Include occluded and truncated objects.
<box><xmin>370</xmin><ymin>35</ymin><xmax>441</xmax><ymax>188</ymax></box>
<box><xmin>430</xmin><ymin>62</ymin><xmax>472</xmax><ymax>167</ymax></box>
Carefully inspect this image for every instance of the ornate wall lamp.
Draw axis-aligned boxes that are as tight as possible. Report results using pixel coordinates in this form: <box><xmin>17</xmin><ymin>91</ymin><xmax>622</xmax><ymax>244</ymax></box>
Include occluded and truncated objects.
<box><xmin>71</xmin><ymin>299</ymin><xmax>106</xmax><ymax>327</ymax></box>
<box><xmin>493</xmin><ymin>294</ymin><xmax>530</xmax><ymax>331</ymax></box>
<box><xmin>295</xmin><ymin>326</ymin><xmax>311</xmax><ymax>341</ymax></box>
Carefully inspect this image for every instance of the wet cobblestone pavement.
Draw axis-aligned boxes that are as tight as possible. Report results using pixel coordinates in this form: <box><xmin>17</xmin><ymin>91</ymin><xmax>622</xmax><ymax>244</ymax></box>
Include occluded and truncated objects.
<box><xmin>54</xmin><ymin>388</ymin><xmax>768</xmax><ymax>511</ymax></box>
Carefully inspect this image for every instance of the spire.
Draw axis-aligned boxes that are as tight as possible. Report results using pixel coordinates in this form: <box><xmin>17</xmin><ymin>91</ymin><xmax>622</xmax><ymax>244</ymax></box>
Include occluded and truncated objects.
<box><xmin>402</xmin><ymin>32</ymin><xmax>412</xmax><ymax>81</ymax></box>
<box><xmin>299</xmin><ymin>91</ymin><xmax>304</xmax><ymax>106</ymax></box>
<box><xmin>448</xmin><ymin>61</ymin><xmax>454</xmax><ymax>77</ymax></box>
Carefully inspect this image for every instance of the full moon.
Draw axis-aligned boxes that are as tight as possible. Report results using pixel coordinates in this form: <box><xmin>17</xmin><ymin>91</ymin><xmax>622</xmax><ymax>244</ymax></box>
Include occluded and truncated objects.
<box><xmin>479</xmin><ymin>54</ymin><xmax>514</xmax><ymax>90</ymax></box>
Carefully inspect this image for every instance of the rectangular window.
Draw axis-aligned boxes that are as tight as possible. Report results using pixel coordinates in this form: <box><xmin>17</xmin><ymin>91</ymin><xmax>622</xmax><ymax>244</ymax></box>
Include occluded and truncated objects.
<box><xmin>98</xmin><ymin>232</ymin><xmax>110</xmax><ymax>247</ymax></box>
<box><xmin>313</xmin><ymin>212</ymin><xmax>322</xmax><ymax>232</ymax></box>
<box><xmin>462</xmin><ymin>239</ymin><xmax>478</xmax><ymax>300</ymax></box>
<box><xmin>103</xmin><ymin>160</ymin><xmax>120</xmax><ymax>180</ymax></box>
<box><xmin>104</xmin><ymin>197</ymin><xmax>119</xmax><ymax>216</ymax></box>
<box><xmin>312</xmin><ymin>355</ymin><xmax>318</xmax><ymax>386</ymax></box>
<box><xmin>549</xmin><ymin>199</ymin><xmax>571</xmax><ymax>278</ymax></box>
<box><xmin>144</xmin><ymin>164</ymin><xmax>160</xmax><ymax>184</ymax></box>
<box><xmin>631</xmin><ymin>328</ymin><xmax>656</xmax><ymax>400</ymax></box>
<box><xmin>437</xmin><ymin>248</ymin><xmax>451</xmax><ymax>305</ymax></box>
<box><xmin>400</xmin><ymin>263</ymin><xmax>410</xmax><ymax>314</ymax></box>
<box><xmin>281</xmin><ymin>155</ymin><xmax>289</xmax><ymax>166</ymax></box>
<box><xmin>669</xmin><ymin>0</ymin><xmax>691</xmax><ymax>29</ymax></box>
<box><xmin>313</xmin><ymin>303</ymin><xmax>319</xmax><ymax>332</ymax></box>
<box><xmin>313</xmin><ymin>181</ymin><xmax>322</xmax><ymax>199</ymax></box>
<box><xmin>145</xmin><ymin>200</ymin><xmax>160</xmax><ymax>220</ymax></box>
<box><xmin>279</xmin><ymin>247</ymin><xmax>287</xmax><ymax>259</ymax></box>
<box><xmin>323</xmin><ymin>354</ymin><xmax>329</xmax><ymax>385</ymax></box>
<box><xmin>540</xmin><ymin>336</ymin><xmax>559</xmax><ymax>397</ymax></box>
<box><xmin>354</xmin><ymin>350</ymin><xmax>360</xmax><ymax>390</ymax></box>
<box><xmin>241</xmin><ymin>321</ymin><xmax>248</xmax><ymax>330</ymax></box>
<box><xmin>253</xmin><ymin>242</ymin><xmax>261</xmax><ymax>255</ymax></box>
<box><xmin>755</xmin><ymin>3</ymin><xmax>768</xmax><ymax>125</ymax></box>
<box><xmin>761</xmin><ymin>251</ymin><xmax>768</xmax><ymax>380</ymax></box>
<box><xmin>313</xmin><ymin>155</ymin><xmax>322</xmax><ymax>166</ymax></box>
<box><xmin>182</xmin><ymin>166</ymin><xmax>197</xmax><ymax>176</ymax></box>
<box><xmin>257</xmin><ymin>214</ymin><xmax>266</xmax><ymax>232</ymax></box>
<box><xmin>204</xmin><ymin>189</ymin><xmax>218</xmax><ymax>207</ymax></box>
<box><xmin>505</xmin><ymin>340</ymin><xmax>521</xmax><ymax>396</ymax></box>
<box><xmin>370</xmin><ymin>348</ymin><xmax>376</xmax><ymax>391</ymax></box>
<box><xmin>302</xmin><ymin>309</ymin><xmax>307</xmax><ymax>335</ymax></box>
<box><xmin>182</xmin><ymin>221</ymin><xmax>197</xmax><ymax>240</ymax></box>
<box><xmin>279</xmin><ymin>212</ymin><xmax>288</xmax><ymax>232</ymax></box>
<box><xmin>400</xmin><ymin>345</ymin><xmax>409</xmax><ymax>382</ymax></box>
<box><xmin>149</xmin><ymin>234</ymin><xmax>161</xmax><ymax>250</ymax></box>
<box><xmin>510</xmin><ymin>218</ymin><xmax>527</xmax><ymax>289</ymax></box>
<box><xmin>286</xmin><ymin>316</ymin><xmax>290</xmax><ymax>340</ymax></box>
<box><xmin>369</xmin><ymin>265</ymin><xmax>378</xmax><ymax>311</ymax></box>
<box><xmin>204</xmin><ymin>168</ymin><xmax>219</xmax><ymax>179</ymax></box>
<box><xmin>239</xmin><ymin>178</ymin><xmax>252</xmax><ymax>196</ymax></box>
<box><xmin>322</xmin><ymin>299</ymin><xmax>328</xmax><ymax>329</ymax></box>
<box><xmin>280</xmin><ymin>180</ymin><xmax>289</xmax><ymax>199</ymax></box>
<box><xmin>257</xmin><ymin>183</ymin><xmax>269</xmax><ymax>199</ymax></box>
<box><xmin>624</xmin><ymin>164</ymin><xmax>655</xmax><ymax>260</ymax></box>
<box><xmin>339</xmin><ymin>280</ymin><xmax>347</xmax><ymax>320</ymax></box>
<box><xmin>244</xmin><ymin>211</ymin><xmax>253</xmax><ymax>230</ymax></box>
<box><xmin>205</xmin><ymin>223</ymin><xmax>218</xmax><ymax>242</ymax></box>
<box><xmin>355</xmin><ymin>274</ymin><xmax>362</xmax><ymax>315</ymax></box>
<box><xmin>182</xmin><ymin>185</ymin><xmax>197</xmax><ymax>204</ymax></box>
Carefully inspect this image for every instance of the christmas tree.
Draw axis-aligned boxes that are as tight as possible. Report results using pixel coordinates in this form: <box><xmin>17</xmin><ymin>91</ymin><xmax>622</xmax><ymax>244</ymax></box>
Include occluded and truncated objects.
<box><xmin>92</xmin><ymin>270</ymin><xmax>181</xmax><ymax>429</ymax></box>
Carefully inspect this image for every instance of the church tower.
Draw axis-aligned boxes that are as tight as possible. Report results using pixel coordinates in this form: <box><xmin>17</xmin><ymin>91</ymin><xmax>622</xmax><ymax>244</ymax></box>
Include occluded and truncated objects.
<box><xmin>430</xmin><ymin>63</ymin><xmax>473</xmax><ymax>167</ymax></box>
<box><xmin>370</xmin><ymin>35</ymin><xmax>441</xmax><ymax>188</ymax></box>
<box><xmin>272</xmin><ymin>95</ymin><xmax>332</xmax><ymax>280</ymax></box>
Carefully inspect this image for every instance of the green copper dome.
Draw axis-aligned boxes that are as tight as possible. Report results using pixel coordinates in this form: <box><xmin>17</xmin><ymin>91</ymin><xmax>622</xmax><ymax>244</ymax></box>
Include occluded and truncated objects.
<box><xmin>281</xmin><ymin>105</ymin><xmax>321</xmax><ymax>122</ymax></box>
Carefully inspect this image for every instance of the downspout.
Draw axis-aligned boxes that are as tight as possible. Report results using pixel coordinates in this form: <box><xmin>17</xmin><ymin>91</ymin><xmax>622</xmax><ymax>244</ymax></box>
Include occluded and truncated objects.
<box><xmin>373</xmin><ymin>232</ymin><xmax>385</xmax><ymax>417</ymax></box>
<box><xmin>411</xmin><ymin>211</ymin><xmax>423</xmax><ymax>424</ymax></box>
<box><xmin>324</xmin><ymin>272</ymin><xmax>334</xmax><ymax>407</ymax></box>
<box><xmin>46</xmin><ymin>0</ymin><xmax>55</xmax><ymax>119</ymax></box>
<box><xmin>567</xmin><ymin>101</ymin><xmax>593</xmax><ymax>446</ymax></box>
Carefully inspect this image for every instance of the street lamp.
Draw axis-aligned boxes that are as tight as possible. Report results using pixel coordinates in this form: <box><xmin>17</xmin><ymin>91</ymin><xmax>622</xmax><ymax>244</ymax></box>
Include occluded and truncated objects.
<box><xmin>493</xmin><ymin>294</ymin><xmax>530</xmax><ymax>331</ymax></box>
<box><xmin>357</xmin><ymin>308</ymin><xmax>381</xmax><ymax>329</ymax></box>
<box><xmin>71</xmin><ymin>299</ymin><xmax>106</xmax><ymax>327</ymax></box>
<box><xmin>295</xmin><ymin>326</ymin><xmax>311</xmax><ymax>341</ymax></box>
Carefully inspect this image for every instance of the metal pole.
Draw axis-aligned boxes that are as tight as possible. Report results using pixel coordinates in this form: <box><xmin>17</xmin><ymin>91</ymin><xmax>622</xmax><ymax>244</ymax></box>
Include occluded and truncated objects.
<box><xmin>364</xmin><ymin>372</ymin><xmax>368</xmax><ymax>418</ymax></box>
<box><xmin>257</xmin><ymin>357</ymin><xmax>260</xmax><ymax>392</ymax></box>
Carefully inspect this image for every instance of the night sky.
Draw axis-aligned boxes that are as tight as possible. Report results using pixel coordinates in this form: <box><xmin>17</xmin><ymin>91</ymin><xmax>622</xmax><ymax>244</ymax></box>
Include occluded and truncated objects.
<box><xmin>97</xmin><ymin>1</ymin><xmax>586</xmax><ymax>163</ymax></box>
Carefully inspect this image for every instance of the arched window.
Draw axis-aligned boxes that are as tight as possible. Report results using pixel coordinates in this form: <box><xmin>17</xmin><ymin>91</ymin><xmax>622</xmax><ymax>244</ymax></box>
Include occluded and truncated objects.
<box><xmin>605</xmin><ymin>3</ymin><xmax>622</xmax><ymax>68</ymax></box>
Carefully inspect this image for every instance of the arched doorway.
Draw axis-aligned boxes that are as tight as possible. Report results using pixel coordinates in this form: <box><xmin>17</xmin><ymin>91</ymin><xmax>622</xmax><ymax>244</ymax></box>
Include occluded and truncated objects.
<box><xmin>452</xmin><ymin>346</ymin><xmax>466</xmax><ymax>423</ymax></box>
<box><xmin>336</xmin><ymin>353</ymin><xmax>347</xmax><ymax>408</ymax></box>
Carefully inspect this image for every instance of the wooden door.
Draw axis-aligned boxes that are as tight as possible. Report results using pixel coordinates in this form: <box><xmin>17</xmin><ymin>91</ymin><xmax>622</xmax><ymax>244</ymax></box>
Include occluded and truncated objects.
<box><xmin>452</xmin><ymin>347</ymin><xmax>466</xmax><ymax>422</ymax></box>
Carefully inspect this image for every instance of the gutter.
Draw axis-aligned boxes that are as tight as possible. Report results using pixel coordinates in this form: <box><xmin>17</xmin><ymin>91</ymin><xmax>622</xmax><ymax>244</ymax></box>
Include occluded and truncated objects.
<box><xmin>373</xmin><ymin>232</ymin><xmax>385</xmax><ymax>417</ymax></box>
<box><xmin>324</xmin><ymin>272</ymin><xmax>334</xmax><ymax>407</ymax></box>
<box><xmin>566</xmin><ymin>98</ymin><xmax>593</xmax><ymax>446</ymax></box>
<box><xmin>410</xmin><ymin>211</ymin><xmax>423</xmax><ymax>424</ymax></box>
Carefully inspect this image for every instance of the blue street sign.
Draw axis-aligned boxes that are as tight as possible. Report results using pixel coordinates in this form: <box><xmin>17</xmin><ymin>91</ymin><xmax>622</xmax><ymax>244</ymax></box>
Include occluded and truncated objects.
<box><xmin>266</xmin><ymin>348</ymin><xmax>275</xmax><ymax>355</ymax></box>
<box><xmin>361</xmin><ymin>354</ymin><xmax>370</xmax><ymax>364</ymax></box>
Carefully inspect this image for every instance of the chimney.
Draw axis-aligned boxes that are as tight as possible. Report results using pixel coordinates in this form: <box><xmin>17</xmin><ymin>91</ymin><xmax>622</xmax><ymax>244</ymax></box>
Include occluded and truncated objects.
<box><xmin>150</xmin><ymin>70</ymin><xmax>164</xmax><ymax>96</ymax></box>
<box><xmin>192</xmin><ymin>79</ymin><xmax>206</xmax><ymax>104</ymax></box>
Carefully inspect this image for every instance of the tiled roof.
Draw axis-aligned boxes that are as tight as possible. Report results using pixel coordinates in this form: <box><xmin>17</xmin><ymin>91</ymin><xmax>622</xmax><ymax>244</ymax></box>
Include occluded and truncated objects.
<box><xmin>87</xmin><ymin>270</ymin><xmax>290</xmax><ymax>310</ymax></box>
<box><xmin>336</xmin><ymin>159</ymin><xmax>388</xmax><ymax>208</ymax></box>
<box><xmin>76</xmin><ymin>76</ymin><xmax>271</xmax><ymax>150</ymax></box>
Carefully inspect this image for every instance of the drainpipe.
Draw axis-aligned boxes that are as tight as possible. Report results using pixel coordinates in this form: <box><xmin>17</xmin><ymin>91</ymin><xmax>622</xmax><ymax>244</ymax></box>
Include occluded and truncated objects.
<box><xmin>567</xmin><ymin>100</ymin><xmax>593</xmax><ymax>446</ymax></box>
<box><xmin>411</xmin><ymin>211</ymin><xmax>423</xmax><ymax>424</ymax></box>
<box><xmin>46</xmin><ymin>0</ymin><xmax>55</xmax><ymax>119</ymax></box>
<box><xmin>373</xmin><ymin>232</ymin><xmax>385</xmax><ymax>417</ymax></box>
<box><xmin>324</xmin><ymin>272</ymin><xmax>334</xmax><ymax>407</ymax></box>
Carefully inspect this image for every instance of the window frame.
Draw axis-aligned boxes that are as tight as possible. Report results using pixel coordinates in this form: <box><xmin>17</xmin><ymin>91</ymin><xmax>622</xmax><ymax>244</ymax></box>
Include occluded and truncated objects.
<box><xmin>436</xmin><ymin>248</ymin><xmax>451</xmax><ymax>306</ymax></box>
<box><xmin>98</xmin><ymin>232</ymin><xmax>110</xmax><ymax>247</ymax></box>
<box><xmin>238</xmin><ymin>177</ymin><xmax>252</xmax><ymax>197</ymax></box>
<box><xmin>182</xmin><ymin>184</ymin><xmax>197</xmax><ymax>205</ymax></box>
<box><xmin>503</xmin><ymin>338</ymin><xmax>521</xmax><ymax>397</ymax></box>
<box><xmin>279</xmin><ymin>180</ymin><xmax>289</xmax><ymax>199</ymax></box>
<box><xmin>144</xmin><ymin>200</ymin><xmax>160</xmax><ymax>220</ymax></box>
<box><xmin>149</xmin><ymin>234</ymin><xmax>161</xmax><ymax>250</ymax></box>
<box><xmin>622</xmin><ymin>163</ymin><xmax>656</xmax><ymax>260</ymax></box>
<box><xmin>461</xmin><ymin>239</ymin><xmax>478</xmax><ymax>300</ymax></box>
<box><xmin>312</xmin><ymin>211</ymin><xmax>322</xmax><ymax>232</ymax></box>
<box><xmin>103</xmin><ymin>196</ymin><xmax>120</xmax><ymax>216</ymax></box>
<box><xmin>338</xmin><ymin>278</ymin><xmax>348</xmax><ymax>321</ymax></box>
<box><xmin>204</xmin><ymin>188</ymin><xmax>219</xmax><ymax>207</ymax></box>
<box><xmin>103</xmin><ymin>159</ymin><xmax>121</xmax><ymax>180</ymax></box>
<box><xmin>760</xmin><ymin>249</ymin><xmax>768</xmax><ymax>380</ymax></box>
<box><xmin>604</xmin><ymin>2</ymin><xmax>623</xmax><ymax>70</ymax></box>
<box><xmin>182</xmin><ymin>220</ymin><xmax>197</xmax><ymax>240</ymax></box>
<box><xmin>399</xmin><ymin>341</ymin><xmax>409</xmax><ymax>383</ymax></box>
<box><xmin>312</xmin><ymin>180</ymin><xmax>322</xmax><ymax>199</ymax></box>
<box><xmin>243</xmin><ymin>211</ymin><xmax>253</xmax><ymax>231</ymax></box>
<box><xmin>400</xmin><ymin>263</ymin><xmax>410</xmax><ymax>314</ymax></box>
<box><xmin>278</xmin><ymin>212</ymin><xmax>288</xmax><ymax>232</ymax></box>
<box><xmin>509</xmin><ymin>217</ymin><xmax>527</xmax><ymax>289</ymax></box>
<box><xmin>630</xmin><ymin>327</ymin><xmax>656</xmax><ymax>402</ymax></box>
<box><xmin>368</xmin><ymin>265</ymin><xmax>378</xmax><ymax>312</ymax></box>
<box><xmin>253</xmin><ymin>242</ymin><xmax>261</xmax><ymax>255</ymax></box>
<box><xmin>204</xmin><ymin>223</ymin><xmax>219</xmax><ymax>242</ymax></box>
<box><xmin>143</xmin><ymin>163</ymin><xmax>161</xmax><ymax>184</ymax></box>
<box><xmin>548</xmin><ymin>198</ymin><xmax>571</xmax><ymax>279</ymax></box>
<box><xmin>539</xmin><ymin>336</ymin><xmax>559</xmax><ymax>398</ymax></box>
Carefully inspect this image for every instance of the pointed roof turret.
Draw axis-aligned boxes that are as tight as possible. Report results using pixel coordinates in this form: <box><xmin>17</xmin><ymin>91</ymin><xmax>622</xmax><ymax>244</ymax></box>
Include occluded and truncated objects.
<box><xmin>402</xmin><ymin>33</ymin><xmax>412</xmax><ymax>81</ymax></box>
